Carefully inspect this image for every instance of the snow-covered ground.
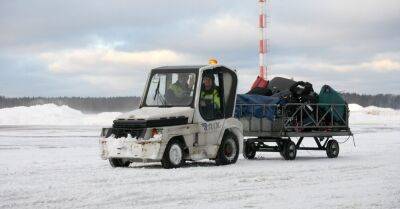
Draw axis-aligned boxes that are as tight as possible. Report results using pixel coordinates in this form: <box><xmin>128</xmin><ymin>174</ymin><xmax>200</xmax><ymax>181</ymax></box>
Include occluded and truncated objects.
<box><xmin>0</xmin><ymin>104</ymin><xmax>399</xmax><ymax>209</ymax></box>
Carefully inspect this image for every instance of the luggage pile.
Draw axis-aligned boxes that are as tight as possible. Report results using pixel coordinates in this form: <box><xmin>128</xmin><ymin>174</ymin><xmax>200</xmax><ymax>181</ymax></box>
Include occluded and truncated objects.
<box><xmin>247</xmin><ymin>77</ymin><xmax>320</xmax><ymax>104</ymax></box>
<box><xmin>235</xmin><ymin>77</ymin><xmax>348</xmax><ymax>132</ymax></box>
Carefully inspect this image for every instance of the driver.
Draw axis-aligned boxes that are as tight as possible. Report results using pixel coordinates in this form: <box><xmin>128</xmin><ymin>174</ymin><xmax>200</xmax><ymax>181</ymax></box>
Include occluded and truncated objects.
<box><xmin>168</xmin><ymin>73</ymin><xmax>191</xmax><ymax>99</ymax></box>
<box><xmin>200</xmin><ymin>73</ymin><xmax>221</xmax><ymax>118</ymax></box>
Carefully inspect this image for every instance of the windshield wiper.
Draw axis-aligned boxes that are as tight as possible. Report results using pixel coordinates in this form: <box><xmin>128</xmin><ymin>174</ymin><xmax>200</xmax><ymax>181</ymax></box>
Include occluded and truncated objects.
<box><xmin>153</xmin><ymin>79</ymin><xmax>167</xmax><ymax>107</ymax></box>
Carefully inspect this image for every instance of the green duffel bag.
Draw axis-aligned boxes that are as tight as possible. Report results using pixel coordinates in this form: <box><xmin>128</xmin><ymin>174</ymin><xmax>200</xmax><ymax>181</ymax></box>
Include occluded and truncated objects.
<box><xmin>319</xmin><ymin>85</ymin><xmax>347</xmax><ymax>124</ymax></box>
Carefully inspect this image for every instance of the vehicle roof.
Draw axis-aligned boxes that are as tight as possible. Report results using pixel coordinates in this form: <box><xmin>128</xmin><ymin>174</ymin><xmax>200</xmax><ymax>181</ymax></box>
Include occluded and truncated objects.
<box><xmin>153</xmin><ymin>65</ymin><xmax>206</xmax><ymax>70</ymax></box>
<box><xmin>151</xmin><ymin>65</ymin><xmax>236</xmax><ymax>74</ymax></box>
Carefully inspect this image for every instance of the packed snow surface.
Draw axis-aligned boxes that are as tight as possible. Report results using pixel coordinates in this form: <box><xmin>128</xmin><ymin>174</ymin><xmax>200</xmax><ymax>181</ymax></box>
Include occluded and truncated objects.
<box><xmin>0</xmin><ymin>104</ymin><xmax>399</xmax><ymax>208</ymax></box>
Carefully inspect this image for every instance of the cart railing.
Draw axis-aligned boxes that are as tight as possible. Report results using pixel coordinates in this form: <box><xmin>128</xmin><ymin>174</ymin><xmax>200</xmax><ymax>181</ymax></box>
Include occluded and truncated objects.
<box><xmin>281</xmin><ymin>103</ymin><xmax>349</xmax><ymax>130</ymax></box>
<box><xmin>235</xmin><ymin>103</ymin><xmax>350</xmax><ymax>133</ymax></box>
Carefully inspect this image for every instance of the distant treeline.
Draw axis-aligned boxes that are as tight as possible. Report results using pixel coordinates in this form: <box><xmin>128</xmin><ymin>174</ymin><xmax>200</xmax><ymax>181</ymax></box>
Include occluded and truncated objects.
<box><xmin>0</xmin><ymin>93</ymin><xmax>399</xmax><ymax>112</ymax></box>
<box><xmin>0</xmin><ymin>96</ymin><xmax>141</xmax><ymax>113</ymax></box>
<box><xmin>341</xmin><ymin>93</ymin><xmax>400</xmax><ymax>109</ymax></box>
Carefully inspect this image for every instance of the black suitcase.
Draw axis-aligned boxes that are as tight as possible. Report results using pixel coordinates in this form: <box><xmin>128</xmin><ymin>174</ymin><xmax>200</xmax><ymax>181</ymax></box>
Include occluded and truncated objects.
<box><xmin>268</xmin><ymin>77</ymin><xmax>297</xmax><ymax>93</ymax></box>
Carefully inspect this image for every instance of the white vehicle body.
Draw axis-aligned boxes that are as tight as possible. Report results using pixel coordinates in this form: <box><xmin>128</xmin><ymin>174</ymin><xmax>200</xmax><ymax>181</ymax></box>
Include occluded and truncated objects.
<box><xmin>100</xmin><ymin>64</ymin><xmax>243</xmax><ymax>168</ymax></box>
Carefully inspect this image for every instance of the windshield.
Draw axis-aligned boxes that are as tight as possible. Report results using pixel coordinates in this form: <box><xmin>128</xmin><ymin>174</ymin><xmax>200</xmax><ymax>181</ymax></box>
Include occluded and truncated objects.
<box><xmin>144</xmin><ymin>72</ymin><xmax>196</xmax><ymax>107</ymax></box>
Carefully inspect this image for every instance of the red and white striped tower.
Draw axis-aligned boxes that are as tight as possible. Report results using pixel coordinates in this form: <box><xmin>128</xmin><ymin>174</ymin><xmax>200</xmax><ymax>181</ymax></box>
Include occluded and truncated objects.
<box><xmin>258</xmin><ymin>0</ymin><xmax>267</xmax><ymax>80</ymax></box>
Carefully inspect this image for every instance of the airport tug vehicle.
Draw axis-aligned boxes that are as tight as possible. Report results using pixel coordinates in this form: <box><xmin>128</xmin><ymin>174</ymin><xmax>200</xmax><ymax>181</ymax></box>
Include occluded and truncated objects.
<box><xmin>100</xmin><ymin>61</ymin><xmax>352</xmax><ymax>168</ymax></box>
<box><xmin>100</xmin><ymin>62</ymin><xmax>243</xmax><ymax>168</ymax></box>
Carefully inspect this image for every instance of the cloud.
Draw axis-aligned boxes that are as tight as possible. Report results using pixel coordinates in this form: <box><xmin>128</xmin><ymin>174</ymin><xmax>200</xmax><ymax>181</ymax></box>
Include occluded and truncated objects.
<box><xmin>80</xmin><ymin>75</ymin><xmax>141</xmax><ymax>92</ymax></box>
<box><xmin>39</xmin><ymin>45</ymin><xmax>193</xmax><ymax>75</ymax></box>
<box><xmin>1</xmin><ymin>0</ymin><xmax>400</xmax><ymax>96</ymax></box>
<box><xmin>365</xmin><ymin>59</ymin><xmax>400</xmax><ymax>72</ymax></box>
<box><xmin>0</xmin><ymin>0</ymin><xmax>221</xmax><ymax>49</ymax></box>
<box><xmin>273</xmin><ymin>56</ymin><xmax>400</xmax><ymax>73</ymax></box>
<box><xmin>197</xmin><ymin>14</ymin><xmax>257</xmax><ymax>51</ymax></box>
<box><xmin>37</xmin><ymin>41</ymin><xmax>201</xmax><ymax>92</ymax></box>
<box><xmin>324</xmin><ymin>58</ymin><xmax>400</xmax><ymax>72</ymax></box>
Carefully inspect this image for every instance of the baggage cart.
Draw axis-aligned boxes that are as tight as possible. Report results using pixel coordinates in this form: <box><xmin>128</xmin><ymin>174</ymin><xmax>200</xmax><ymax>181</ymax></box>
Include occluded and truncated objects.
<box><xmin>236</xmin><ymin>103</ymin><xmax>352</xmax><ymax>160</ymax></box>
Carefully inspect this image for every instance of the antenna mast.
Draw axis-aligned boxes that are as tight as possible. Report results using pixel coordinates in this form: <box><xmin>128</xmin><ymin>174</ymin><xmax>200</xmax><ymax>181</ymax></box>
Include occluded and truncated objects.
<box><xmin>258</xmin><ymin>0</ymin><xmax>267</xmax><ymax>79</ymax></box>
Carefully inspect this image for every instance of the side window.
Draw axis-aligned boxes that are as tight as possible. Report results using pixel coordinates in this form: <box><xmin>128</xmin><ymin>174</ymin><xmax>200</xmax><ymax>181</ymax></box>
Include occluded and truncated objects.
<box><xmin>221</xmin><ymin>71</ymin><xmax>237</xmax><ymax>118</ymax></box>
<box><xmin>199</xmin><ymin>70</ymin><xmax>223</xmax><ymax>121</ymax></box>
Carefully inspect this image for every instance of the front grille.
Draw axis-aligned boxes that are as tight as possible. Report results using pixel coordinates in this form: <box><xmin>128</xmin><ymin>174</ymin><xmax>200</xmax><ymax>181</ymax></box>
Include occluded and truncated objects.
<box><xmin>110</xmin><ymin>127</ymin><xmax>146</xmax><ymax>139</ymax></box>
<box><xmin>113</xmin><ymin>117</ymin><xmax>188</xmax><ymax>129</ymax></box>
<box><xmin>113</xmin><ymin>119</ymin><xmax>147</xmax><ymax>129</ymax></box>
<box><xmin>111</xmin><ymin>120</ymin><xmax>146</xmax><ymax>138</ymax></box>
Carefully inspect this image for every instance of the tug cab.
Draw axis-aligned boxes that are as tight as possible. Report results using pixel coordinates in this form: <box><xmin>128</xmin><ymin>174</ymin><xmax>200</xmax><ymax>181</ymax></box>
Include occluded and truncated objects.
<box><xmin>100</xmin><ymin>61</ymin><xmax>243</xmax><ymax>168</ymax></box>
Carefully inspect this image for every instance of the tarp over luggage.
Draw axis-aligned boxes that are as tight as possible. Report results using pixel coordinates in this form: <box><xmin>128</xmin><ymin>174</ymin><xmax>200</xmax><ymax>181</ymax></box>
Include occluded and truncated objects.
<box><xmin>235</xmin><ymin>94</ymin><xmax>281</xmax><ymax>120</ymax></box>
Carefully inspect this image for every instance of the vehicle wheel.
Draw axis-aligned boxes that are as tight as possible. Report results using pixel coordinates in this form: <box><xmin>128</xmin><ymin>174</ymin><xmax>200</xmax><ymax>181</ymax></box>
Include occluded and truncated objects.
<box><xmin>109</xmin><ymin>158</ymin><xmax>130</xmax><ymax>167</ymax></box>
<box><xmin>161</xmin><ymin>139</ymin><xmax>185</xmax><ymax>169</ymax></box>
<box><xmin>243</xmin><ymin>141</ymin><xmax>256</xmax><ymax>159</ymax></box>
<box><xmin>282</xmin><ymin>140</ymin><xmax>297</xmax><ymax>160</ymax></box>
<box><xmin>278</xmin><ymin>140</ymin><xmax>287</xmax><ymax>158</ymax></box>
<box><xmin>326</xmin><ymin>140</ymin><xmax>339</xmax><ymax>158</ymax></box>
<box><xmin>279</xmin><ymin>151</ymin><xmax>285</xmax><ymax>158</ymax></box>
<box><xmin>215</xmin><ymin>132</ymin><xmax>239</xmax><ymax>165</ymax></box>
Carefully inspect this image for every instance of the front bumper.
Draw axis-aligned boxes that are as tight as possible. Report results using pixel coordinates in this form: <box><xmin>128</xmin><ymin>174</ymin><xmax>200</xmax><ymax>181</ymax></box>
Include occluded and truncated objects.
<box><xmin>100</xmin><ymin>137</ymin><xmax>163</xmax><ymax>161</ymax></box>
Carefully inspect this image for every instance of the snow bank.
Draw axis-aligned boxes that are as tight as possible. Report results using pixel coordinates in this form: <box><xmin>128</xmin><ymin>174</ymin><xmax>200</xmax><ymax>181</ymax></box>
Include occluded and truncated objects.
<box><xmin>0</xmin><ymin>103</ymin><xmax>399</xmax><ymax>126</ymax></box>
<box><xmin>0</xmin><ymin>104</ymin><xmax>121</xmax><ymax>126</ymax></box>
<box><xmin>349</xmin><ymin>103</ymin><xmax>400</xmax><ymax>126</ymax></box>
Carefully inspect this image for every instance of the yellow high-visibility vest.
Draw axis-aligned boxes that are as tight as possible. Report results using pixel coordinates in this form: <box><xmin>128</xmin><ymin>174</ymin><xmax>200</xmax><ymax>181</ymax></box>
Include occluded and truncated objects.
<box><xmin>200</xmin><ymin>89</ymin><xmax>221</xmax><ymax>109</ymax></box>
<box><xmin>169</xmin><ymin>83</ymin><xmax>187</xmax><ymax>98</ymax></box>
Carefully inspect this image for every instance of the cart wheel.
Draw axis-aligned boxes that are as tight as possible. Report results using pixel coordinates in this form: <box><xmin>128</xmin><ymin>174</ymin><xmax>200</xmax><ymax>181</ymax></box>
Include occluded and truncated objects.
<box><xmin>282</xmin><ymin>141</ymin><xmax>297</xmax><ymax>160</ymax></box>
<box><xmin>326</xmin><ymin>140</ymin><xmax>339</xmax><ymax>158</ymax></box>
<box><xmin>278</xmin><ymin>141</ymin><xmax>286</xmax><ymax>158</ymax></box>
<box><xmin>243</xmin><ymin>141</ymin><xmax>256</xmax><ymax>159</ymax></box>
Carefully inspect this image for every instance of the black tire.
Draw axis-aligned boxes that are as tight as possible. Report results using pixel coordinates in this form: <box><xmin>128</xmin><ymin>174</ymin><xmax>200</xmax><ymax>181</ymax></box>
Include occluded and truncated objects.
<box><xmin>161</xmin><ymin>139</ymin><xmax>185</xmax><ymax>169</ymax></box>
<box><xmin>279</xmin><ymin>151</ymin><xmax>285</xmax><ymax>158</ymax></box>
<box><xmin>282</xmin><ymin>140</ymin><xmax>297</xmax><ymax>160</ymax></box>
<box><xmin>326</xmin><ymin>140</ymin><xmax>339</xmax><ymax>158</ymax></box>
<box><xmin>278</xmin><ymin>141</ymin><xmax>286</xmax><ymax>158</ymax></box>
<box><xmin>109</xmin><ymin>158</ymin><xmax>130</xmax><ymax>167</ymax></box>
<box><xmin>215</xmin><ymin>132</ymin><xmax>239</xmax><ymax>166</ymax></box>
<box><xmin>243</xmin><ymin>141</ymin><xmax>257</xmax><ymax>159</ymax></box>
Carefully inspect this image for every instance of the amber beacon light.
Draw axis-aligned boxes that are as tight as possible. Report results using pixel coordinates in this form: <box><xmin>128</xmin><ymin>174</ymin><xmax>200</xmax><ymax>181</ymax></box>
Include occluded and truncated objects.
<box><xmin>209</xmin><ymin>58</ymin><xmax>218</xmax><ymax>65</ymax></box>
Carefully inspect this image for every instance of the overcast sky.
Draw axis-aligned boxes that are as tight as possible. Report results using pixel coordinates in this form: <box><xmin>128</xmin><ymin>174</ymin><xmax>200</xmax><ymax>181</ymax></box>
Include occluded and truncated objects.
<box><xmin>0</xmin><ymin>0</ymin><xmax>399</xmax><ymax>97</ymax></box>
